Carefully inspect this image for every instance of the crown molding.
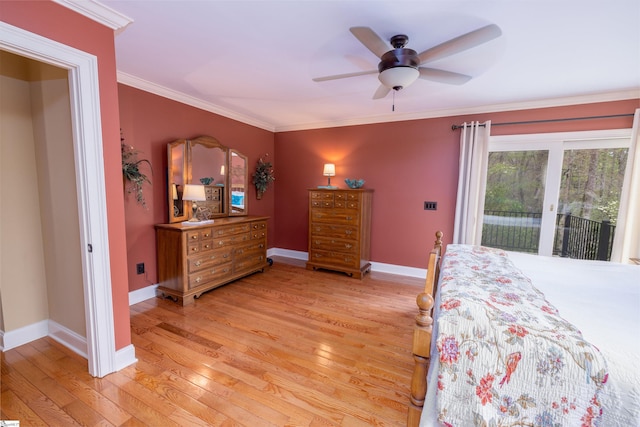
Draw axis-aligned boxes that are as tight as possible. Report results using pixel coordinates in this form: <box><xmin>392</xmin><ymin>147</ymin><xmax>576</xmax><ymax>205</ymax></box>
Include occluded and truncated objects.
<box><xmin>275</xmin><ymin>89</ymin><xmax>640</xmax><ymax>132</ymax></box>
<box><xmin>53</xmin><ymin>0</ymin><xmax>133</xmax><ymax>32</ymax></box>
<box><xmin>117</xmin><ymin>71</ymin><xmax>276</xmax><ymax>132</ymax></box>
<box><xmin>117</xmin><ymin>68</ymin><xmax>638</xmax><ymax>133</ymax></box>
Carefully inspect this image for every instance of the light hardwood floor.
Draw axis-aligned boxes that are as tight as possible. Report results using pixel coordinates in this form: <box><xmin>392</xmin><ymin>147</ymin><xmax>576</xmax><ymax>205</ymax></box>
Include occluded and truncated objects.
<box><xmin>1</xmin><ymin>257</ymin><xmax>425</xmax><ymax>426</ymax></box>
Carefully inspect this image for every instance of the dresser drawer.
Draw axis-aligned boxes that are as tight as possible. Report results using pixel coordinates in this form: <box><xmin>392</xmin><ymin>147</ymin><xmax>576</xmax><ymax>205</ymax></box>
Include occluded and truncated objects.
<box><xmin>310</xmin><ymin>223</ymin><xmax>358</xmax><ymax>240</ymax></box>
<box><xmin>188</xmin><ymin>262</ymin><xmax>232</xmax><ymax>289</ymax></box>
<box><xmin>188</xmin><ymin>247</ymin><xmax>233</xmax><ymax>273</ymax></box>
<box><xmin>310</xmin><ymin>191</ymin><xmax>334</xmax><ymax>201</ymax></box>
<box><xmin>234</xmin><ymin>253</ymin><xmax>267</xmax><ymax>274</ymax></box>
<box><xmin>234</xmin><ymin>240</ymin><xmax>266</xmax><ymax>258</ymax></box>
<box><xmin>250</xmin><ymin>221</ymin><xmax>267</xmax><ymax>239</ymax></box>
<box><xmin>212</xmin><ymin>223</ymin><xmax>251</xmax><ymax>238</ymax></box>
<box><xmin>310</xmin><ymin>236</ymin><xmax>359</xmax><ymax>254</ymax></box>
<box><xmin>212</xmin><ymin>232</ymin><xmax>251</xmax><ymax>248</ymax></box>
<box><xmin>310</xmin><ymin>209</ymin><xmax>359</xmax><ymax>225</ymax></box>
<box><xmin>308</xmin><ymin>249</ymin><xmax>359</xmax><ymax>270</ymax></box>
<box><xmin>186</xmin><ymin>228</ymin><xmax>213</xmax><ymax>242</ymax></box>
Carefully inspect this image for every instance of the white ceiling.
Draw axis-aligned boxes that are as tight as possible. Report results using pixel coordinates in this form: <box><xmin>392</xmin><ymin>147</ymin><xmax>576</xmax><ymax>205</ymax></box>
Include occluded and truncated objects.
<box><xmin>96</xmin><ymin>0</ymin><xmax>640</xmax><ymax>132</ymax></box>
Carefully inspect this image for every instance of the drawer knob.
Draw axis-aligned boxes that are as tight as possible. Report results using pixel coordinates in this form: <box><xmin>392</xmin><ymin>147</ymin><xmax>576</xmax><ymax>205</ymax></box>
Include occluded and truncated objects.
<box><xmin>191</xmin><ymin>235</ymin><xmax>198</xmax><ymax>240</ymax></box>
<box><xmin>194</xmin><ymin>260</ymin><xmax>202</xmax><ymax>267</ymax></box>
<box><xmin>195</xmin><ymin>276</ymin><xmax>202</xmax><ymax>283</ymax></box>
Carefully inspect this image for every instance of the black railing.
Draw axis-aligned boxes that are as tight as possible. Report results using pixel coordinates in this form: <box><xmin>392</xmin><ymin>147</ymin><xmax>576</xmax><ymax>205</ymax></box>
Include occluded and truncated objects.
<box><xmin>481</xmin><ymin>211</ymin><xmax>541</xmax><ymax>253</ymax></box>
<box><xmin>481</xmin><ymin>211</ymin><xmax>615</xmax><ymax>261</ymax></box>
<box><xmin>553</xmin><ymin>214</ymin><xmax>615</xmax><ymax>261</ymax></box>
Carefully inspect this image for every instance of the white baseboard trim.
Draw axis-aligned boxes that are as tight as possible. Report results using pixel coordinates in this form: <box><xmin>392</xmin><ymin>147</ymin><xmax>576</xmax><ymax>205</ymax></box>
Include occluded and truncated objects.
<box><xmin>1</xmin><ymin>319</ymin><xmax>48</xmax><ymax>351</ymax></box>
<box><xmin>268</xmin><ymin>247</ymin><xmax>307</xmax><ymax>260</ymax></box>
<box><xmin>129</xmin><ymin>283</ymin><xmax>158</xmax><ymax>305</ymax></box>
<box><xmin>268</xmin><ymin>247</ymin><xmax>427</xmax><ymax>278</ymax></box>
<box><xmin>49</xmin><ymin>320</ymin><xmax>88</xmax><ymax>358</ymax></box>
<box><xmin>115</xmin><ymin>343</ymin><xmax>137</xmax><ymax>371</ymax></box>
<box><xmin>0</xmin><ymin>319</ymin><xmax>90</xmax><ymax>357</ymax></box>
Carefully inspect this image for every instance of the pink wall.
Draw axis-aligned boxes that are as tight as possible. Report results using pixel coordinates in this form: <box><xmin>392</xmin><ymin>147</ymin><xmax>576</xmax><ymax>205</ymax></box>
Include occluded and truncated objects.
<box><xmin>274</xmin><ymin>99</ymin><xmax>639</xmax><ymax>268</ymax></box>
<box><xmin>1</xmin><ymin>1</ymin><xmax>131</xmax><ymax>349</ymax></box>
<box><xmin>117</xmin><ymin>85</ymin><xmax>275</xmax><ymax>291</ymax></box>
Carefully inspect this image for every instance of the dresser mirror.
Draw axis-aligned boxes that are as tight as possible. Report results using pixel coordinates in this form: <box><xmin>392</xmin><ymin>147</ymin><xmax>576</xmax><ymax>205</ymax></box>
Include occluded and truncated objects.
<box><xmin>167</xmin><ymin>136</ymin><xmax>248</xmax><ymax>222</ymax></box>
<box><xmin>167</xmin><ymin>140</ymin><xmax>188</xmax><ymax>223</ymax></box>
<box><xmin>229</xmin><ymin>149</ymin><xmax>248</xmax><ymax>216</ymax></box>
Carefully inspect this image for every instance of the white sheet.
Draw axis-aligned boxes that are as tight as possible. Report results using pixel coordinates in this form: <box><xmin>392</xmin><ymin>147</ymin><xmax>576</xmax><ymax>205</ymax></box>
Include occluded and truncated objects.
<box><xmin>420</xmin><ymin>251</ymin><xmax>640</xmax><ymax>427</ymax></box>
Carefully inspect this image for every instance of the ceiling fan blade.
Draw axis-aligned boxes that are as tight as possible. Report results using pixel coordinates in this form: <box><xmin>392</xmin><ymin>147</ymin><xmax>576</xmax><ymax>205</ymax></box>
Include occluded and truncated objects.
<box><xmin>417</xmin><ymin>24</ymin><xmax>502</xmax><ymax>64</ymax></box>
<box><xmin>418</xmin><ymin>67</ymin><xmax>472</xmax><ymax>85</ymax></box>
<box><xmin>350</xmin><ymin>26</ymin><xmax>390</xmax><ymax>59</ymax></box>
<box><xmin>372</xmin><ymin>84</ymin><xmax>391</xmax><ymax>99</ymax></box>
<box><xmin>312</xmin><ymin>69</ymin><xmax>378</xmax><ymax>82</ymax></box>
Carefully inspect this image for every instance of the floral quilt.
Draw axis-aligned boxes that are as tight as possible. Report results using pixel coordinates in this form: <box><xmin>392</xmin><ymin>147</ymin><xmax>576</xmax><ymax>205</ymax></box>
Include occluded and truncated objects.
<box><xmin>435</xmin><ymin>245</ymin><xmax>609</xmax><ymax>427</ymax></box>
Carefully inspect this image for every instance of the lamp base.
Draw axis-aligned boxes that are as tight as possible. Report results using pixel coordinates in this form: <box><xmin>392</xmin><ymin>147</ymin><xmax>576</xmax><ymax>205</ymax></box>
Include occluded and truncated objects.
<box><xmin>317</xmin><ymin>185</ymin><xmax>338</xmax><ymax>189</ymax></box>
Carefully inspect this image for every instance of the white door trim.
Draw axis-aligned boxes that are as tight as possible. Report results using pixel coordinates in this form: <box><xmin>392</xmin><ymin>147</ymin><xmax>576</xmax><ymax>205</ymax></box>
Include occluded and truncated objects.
<box><xmin>1</xmin><ymin>21</ymin><xmax>117</xmax><ymax>377</ymax></box>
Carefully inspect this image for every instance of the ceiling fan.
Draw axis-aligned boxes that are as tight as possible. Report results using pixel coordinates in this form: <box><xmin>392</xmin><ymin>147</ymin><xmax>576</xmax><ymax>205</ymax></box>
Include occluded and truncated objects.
<box><xmin>313</xmin><ymin>24</ymin><xmax>502</xmax><ymax>99</ymax></box>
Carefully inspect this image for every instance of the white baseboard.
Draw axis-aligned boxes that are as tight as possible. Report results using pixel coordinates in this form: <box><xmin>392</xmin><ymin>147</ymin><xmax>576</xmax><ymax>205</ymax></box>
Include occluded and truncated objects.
<box><xmin>268</xmin><ymin>247</ymin><xmax>307</xmax><ymax>260</ymax></box>
<box><xmin>115</xmin><ymin>343</ymin><xmax>137</xmax><ymax>371</ymax></box>
<box><xmin>267</xmin><ymin>247</ymin><xmax>427</xmax><ymax>278</ymax></box>
<box><xmin>129</xmin><ymin>283</ymin><xmax>158</xmax><ymax>305</ymax></box>
<box><xmin>0</xmin><ymin>319</ymin><xmax>89</xmax><ymax>357</ymax></box>
<box><xmin>49</xmin><ymin>320</ymin><xmax>88</xmax><ymax>358</ymax></box>
<box><xmin>1</xmin><ymin>319</ymin><xmax>48</xmax><ymax>351</ymax></box>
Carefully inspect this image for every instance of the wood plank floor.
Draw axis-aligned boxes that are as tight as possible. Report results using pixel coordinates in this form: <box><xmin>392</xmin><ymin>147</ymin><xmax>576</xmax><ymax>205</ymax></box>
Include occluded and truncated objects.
<box><xmin>1</xmin><ymin>257</ymin><xmax>425</xmax><ymax>426</ymax></box>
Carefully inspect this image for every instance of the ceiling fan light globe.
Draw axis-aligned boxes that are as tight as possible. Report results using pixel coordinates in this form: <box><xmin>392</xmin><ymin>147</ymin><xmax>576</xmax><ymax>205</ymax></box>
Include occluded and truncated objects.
<box><xmin>378</xmin><ymin>67</ymin><xmax>419</xmax><ymax>90</ymax></box>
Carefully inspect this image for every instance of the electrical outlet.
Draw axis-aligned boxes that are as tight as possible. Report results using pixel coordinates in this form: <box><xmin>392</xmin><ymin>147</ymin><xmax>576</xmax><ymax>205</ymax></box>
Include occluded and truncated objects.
<box><xmin>136</xmin><ymin>263</ymin><xmax>145</xmax><ymax>275</ymax></box>
<box><xmin>424</xmin><ymin>201</ymin><xmax>437</xmax><ymax>210</ymax></box>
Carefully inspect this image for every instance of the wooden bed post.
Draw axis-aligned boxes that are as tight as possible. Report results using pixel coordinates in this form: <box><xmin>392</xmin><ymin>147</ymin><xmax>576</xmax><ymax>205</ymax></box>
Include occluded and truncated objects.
<box><xmin>407</xmin><ymin>231</ymin><xmax>443</xmax><ymax>427</ymax></box>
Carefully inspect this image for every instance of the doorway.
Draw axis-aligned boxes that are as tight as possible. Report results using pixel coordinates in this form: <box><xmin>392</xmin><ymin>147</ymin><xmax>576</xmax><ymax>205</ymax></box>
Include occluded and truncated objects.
<box><xmin>1</xmin><ymin>21</ymin><xmax>118</xmax><ymax>377</ymax></box>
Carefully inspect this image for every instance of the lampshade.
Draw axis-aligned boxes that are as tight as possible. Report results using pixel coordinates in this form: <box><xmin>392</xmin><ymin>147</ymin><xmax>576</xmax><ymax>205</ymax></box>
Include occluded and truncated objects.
<box><xmin>323</xmin><ymin>163</ymin><xmax>336</xmax><ymax>177</ymax></box>
<box><xmin>378</xmin><ymin>66</ymin><xmax>420</xmax><ymax>90</ymax></box>
<box><xmin>182</xmin><ymin>184</ymin><xmax>206</xmax><ymax>201</ymax></box>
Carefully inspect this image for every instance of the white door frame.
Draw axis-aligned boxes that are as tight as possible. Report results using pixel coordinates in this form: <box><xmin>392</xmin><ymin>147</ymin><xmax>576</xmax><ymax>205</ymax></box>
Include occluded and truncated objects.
<box><xmin>1</xmin><ymin>21</ymin><xmax>117</xmax><ymax>377</ymax></box>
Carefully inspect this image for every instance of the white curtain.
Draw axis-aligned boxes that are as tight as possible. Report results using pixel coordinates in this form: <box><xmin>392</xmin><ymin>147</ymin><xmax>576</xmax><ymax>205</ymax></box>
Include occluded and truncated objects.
<box><xmin>453</xmin><ymin>121</ymin><xmax>492</xmax><ymax>244</ymax></box>
<box><xmin>611</xmin><ymin>108</ymin><xmax>640</xmax><ymax>263</ymax></box>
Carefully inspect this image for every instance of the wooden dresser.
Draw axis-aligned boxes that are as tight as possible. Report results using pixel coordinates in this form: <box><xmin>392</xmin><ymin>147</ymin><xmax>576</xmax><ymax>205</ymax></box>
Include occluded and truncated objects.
<box><xmin>155</xmin><ymin>216</ymin><xmax>269</xmax><ymax>305</ymax></box>
<box><xmin>307</xmin><ymin>189</ymin><xmax>373</xmax><ymax>278</ymax></box>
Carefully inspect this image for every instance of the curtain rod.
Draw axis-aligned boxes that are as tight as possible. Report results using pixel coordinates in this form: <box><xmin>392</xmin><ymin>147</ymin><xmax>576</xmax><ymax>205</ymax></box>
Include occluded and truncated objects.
<box><xmin>451</xmin><ymin>113</ymin><xmax>635</xmax><ymax>131</ymax></box>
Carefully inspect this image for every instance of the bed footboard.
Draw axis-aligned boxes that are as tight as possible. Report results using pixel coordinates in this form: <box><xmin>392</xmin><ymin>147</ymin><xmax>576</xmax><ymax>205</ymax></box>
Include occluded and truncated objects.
<box><xmin>407</xmin><ymin>231</ymin><xmax>442</xmax><ymax>427</ymax></box>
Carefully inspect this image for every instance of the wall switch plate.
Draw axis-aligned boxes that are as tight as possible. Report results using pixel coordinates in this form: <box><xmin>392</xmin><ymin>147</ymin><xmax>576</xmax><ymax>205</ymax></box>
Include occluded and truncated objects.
<box><xmin>424</xmin><ymin>201</ymin><xmax>437</xmax><ymax>210</ymax></box>
<box><xmin>136</xmin><ymin>263</ymin><xmax>145</xmax><ymax>275</ymax></box>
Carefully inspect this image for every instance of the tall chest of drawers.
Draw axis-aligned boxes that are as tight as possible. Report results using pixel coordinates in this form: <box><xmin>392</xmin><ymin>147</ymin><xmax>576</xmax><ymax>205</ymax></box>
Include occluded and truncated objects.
<box><xmin>155</xmin><ymin>216</ymin><xmax>269</xmax><ymax>305</ymax></box>
<box><xmin>307</xmin><ymin>189</ymin><xmax>373</xmax><ymax>279</ymax></box>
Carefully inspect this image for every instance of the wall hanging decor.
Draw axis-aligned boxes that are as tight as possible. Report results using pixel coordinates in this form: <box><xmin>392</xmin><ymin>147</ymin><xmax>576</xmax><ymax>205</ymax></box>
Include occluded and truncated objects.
<box><xmin>121</xmin><ymin>131</ymin><xmax>152</xmax><ymax>208</ymax></box>
<box><xmin>252</xmin><ymin>153</ymin><xmax>275</xmax><ymax>199</ymax></box>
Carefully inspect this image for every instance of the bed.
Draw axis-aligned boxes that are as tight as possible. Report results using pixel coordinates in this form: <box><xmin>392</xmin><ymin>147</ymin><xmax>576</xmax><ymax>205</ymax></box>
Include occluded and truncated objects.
<box><xmin>408</xmin><ymin>232</ymin><xmax>640</xmax><ymax>427</ymax></box>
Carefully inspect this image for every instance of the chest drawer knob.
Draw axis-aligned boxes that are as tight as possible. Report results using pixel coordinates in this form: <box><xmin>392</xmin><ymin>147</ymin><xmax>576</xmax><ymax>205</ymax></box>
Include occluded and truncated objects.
<box><xmin>194</xmin><ymin>260</ymin><xmax>202</xmax><ymax>267</ymax></box>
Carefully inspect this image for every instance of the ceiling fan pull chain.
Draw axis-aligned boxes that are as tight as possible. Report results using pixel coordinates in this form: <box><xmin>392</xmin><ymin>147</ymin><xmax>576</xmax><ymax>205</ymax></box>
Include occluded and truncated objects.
<box><xmin>392</xmin><ymin>90</ymin><xmax>395</xmax><ymax>112</ymax></box>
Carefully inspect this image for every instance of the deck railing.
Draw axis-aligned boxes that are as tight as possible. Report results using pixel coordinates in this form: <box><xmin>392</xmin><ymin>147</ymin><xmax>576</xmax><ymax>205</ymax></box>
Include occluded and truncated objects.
<box><xmin>481</xmin><ymin>211</ymin><xmax>615</xmax><ymax>261</ymax></box>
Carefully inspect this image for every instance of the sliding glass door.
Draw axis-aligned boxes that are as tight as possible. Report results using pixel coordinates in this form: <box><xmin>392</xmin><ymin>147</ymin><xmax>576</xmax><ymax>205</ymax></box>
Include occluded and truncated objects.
<box><xmin>482</xmin><ymin>130</ymin><xmax>630</xmax><ymax>260</ymax></box>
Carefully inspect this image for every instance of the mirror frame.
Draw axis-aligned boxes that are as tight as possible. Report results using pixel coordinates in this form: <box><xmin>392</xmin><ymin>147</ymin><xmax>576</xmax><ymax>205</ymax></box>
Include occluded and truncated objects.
<box><xmin>167</xmin><ymin>139</ymin><xmax>188</xmax><ymax>223</ymax></box>
<box><xmin>167</xmin><ymin>135</ymin><xmax>249</xmax><ymax>223</ymax></box>
<box><xmin>229</xmin><ymin>149</ymin><xmax>249</xmax><ymax>216</ymax></box>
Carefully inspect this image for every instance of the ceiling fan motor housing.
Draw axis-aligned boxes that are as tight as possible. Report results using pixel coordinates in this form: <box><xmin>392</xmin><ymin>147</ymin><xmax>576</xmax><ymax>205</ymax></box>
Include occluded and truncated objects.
<box><xmin>378</xmin><ymin>47</ymin><xmax>420</xmax><ymax>90</ymax></box>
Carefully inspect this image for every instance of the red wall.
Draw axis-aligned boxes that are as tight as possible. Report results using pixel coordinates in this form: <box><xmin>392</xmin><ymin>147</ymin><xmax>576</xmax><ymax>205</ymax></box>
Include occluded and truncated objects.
<box><xmin>117</xmin><ymin>85</ymin><xmax>275</xmax><ymax>291</ymax></box>
<box><xmin>1</xmin><ymin>1</ymin><xmax>131</xmax><ymax>349</ymax></box>
<box><xmin>274</xmin><ymin>99</ymin><xmax>639</xmax><ymax>268</ymax></box>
